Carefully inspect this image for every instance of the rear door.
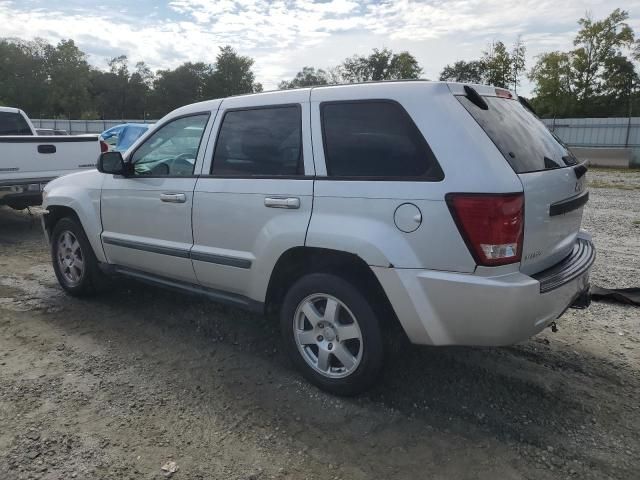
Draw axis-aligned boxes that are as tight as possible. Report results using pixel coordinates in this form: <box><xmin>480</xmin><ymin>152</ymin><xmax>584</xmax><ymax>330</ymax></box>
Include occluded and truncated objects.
<box><xmin>453</xmin><ymin>85</ymin><xmax>587</xmax><ymax>274</ymax></box>
<box><xmin>191</xmin><ymin>90</ymin><xmax>314</xmax><ymax>302</ymax></box>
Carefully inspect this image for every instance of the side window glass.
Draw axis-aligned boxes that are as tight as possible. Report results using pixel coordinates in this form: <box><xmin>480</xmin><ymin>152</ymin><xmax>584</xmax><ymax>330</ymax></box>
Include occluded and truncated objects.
<box><xmin>0</xmin><ymin>112</ymin><xmax>32</xmax><ymax>135</ymax></box>
<box><xmin>321</xmin><ymin>101</ymin><xmax>443</xmax><ymax>180</ymax></box>
<box><xmin>211</xmin><ymin>106</ymin><xmax>302</xmax><ymax>176</ymax></box>
<box><xmin>130</xmin><ymin>114</ymin><xmax>209</xmax><ymax>176</ymax></box>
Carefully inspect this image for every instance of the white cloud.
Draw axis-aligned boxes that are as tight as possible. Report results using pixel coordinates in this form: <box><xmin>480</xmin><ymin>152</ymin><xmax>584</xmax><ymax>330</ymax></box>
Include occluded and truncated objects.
<box><xmin>1</xmin><ymin>0</ymin><xmax>639</xmax><ymax>94</ymax></box>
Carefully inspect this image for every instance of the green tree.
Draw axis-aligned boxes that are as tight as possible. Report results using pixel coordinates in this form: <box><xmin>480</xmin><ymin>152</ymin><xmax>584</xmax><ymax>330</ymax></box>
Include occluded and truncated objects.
<box><xmin>439</xmin><ymin>38</ymin><xmax>525</xmax><ymax>90</ymax></box>
<box><xmin>279</xmin><ymin>66</ymin><xmax>329</xmax><ymax>89</ymax></box>
<box><xmin>150</xmin><ymin>62</ymin><xmax>212</xmax><ymax>117</ymax></box>
<box><xmin>528</xmin><ymin>9</ymin><xmax>637</xmax><ymax>116</ymax></box>
<box><xmin>571</xmin><ymin>8</ymin><xmax>635</xmax><ymax>102</ymax></box>
<box><xmin>528</xmin><ymin>51</ymin><xmax>575</xmax><ymax>116</ymax></box>
<box><xmin>129</xmin><ymin>62</ymin><xmax>154</xmax><ymax>118</ymax></box>
<box><xmin>338</xmin><ymin>48</ymin><xmax>422</xmax><ymax>83</ymax></box>
<box><xmin>46</xmin><ymin>39</ymin><xmax>92</xmax><ymax>117</ymax></box>
<box><xmin>0</xmin><ymin>39</ymin><xmax>50</xmax><ymax>116</ymax></box>
<box><xmin>206</xmin><ymin>46</ymin><xmax>262</xmax><ymax>98</ymax></box>
<box><xmin>511</xmin><ymin>36</ymin><xmax>526</xmax><ymax>92</ymax></box>
<box><xmin>89</xmin><ymin>56</ymin><xmax>153</xmax><ymax>119</ymax></box>
<box><xmin>482</xmin><ymin>41</ymin><xmax>512</xmax><ymax>88</ymax></box>
<box><xmin>439</xmin><ymin>60</ymin><xmax>485</xmax><ymax>83</ymax></box>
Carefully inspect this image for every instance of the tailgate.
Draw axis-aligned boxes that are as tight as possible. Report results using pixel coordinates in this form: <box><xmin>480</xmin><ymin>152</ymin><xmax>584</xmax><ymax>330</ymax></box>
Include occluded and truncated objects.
<box><xmin>0</xmin><ymin>135</ymin><xmax>100</xmax><ymax>180</ymax></box>
<box><xmin>453</xmin><ymin>84</ymin><xmax>588</xmax><ymax>274</ymax></box>
<box><xmin>519</xmin><ymin>165</ymin><xmax>587</xmax><ymax>274</ymax></box>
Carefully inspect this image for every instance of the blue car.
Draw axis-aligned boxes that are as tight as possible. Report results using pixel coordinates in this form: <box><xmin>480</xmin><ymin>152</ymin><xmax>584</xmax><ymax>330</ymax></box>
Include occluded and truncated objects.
<box><xmin>100</xmin><ymin>123</ymin><xmax>151</xmax><ymax>152</ymax></box>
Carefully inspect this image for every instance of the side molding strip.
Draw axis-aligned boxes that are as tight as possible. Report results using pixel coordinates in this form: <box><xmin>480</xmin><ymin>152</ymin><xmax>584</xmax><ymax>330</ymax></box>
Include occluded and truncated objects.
<box><xmin>102</xmin><ymin>236</ymin><xmax>190</xmax><ymax>258</ymax></box>
<box><xmin>190</xmin><ymin>251</ymin><xmax>252</xmax><ymax>269</ymax></box>
<box><xmin>102</xmin><ymin>235</ymin><xmax>252</xmax><ymax>269</ymax></box>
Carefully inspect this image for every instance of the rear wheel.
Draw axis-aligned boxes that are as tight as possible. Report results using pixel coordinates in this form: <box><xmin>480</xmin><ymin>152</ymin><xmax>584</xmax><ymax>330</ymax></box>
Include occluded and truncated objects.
<box><xmin>51</xmin><ymin>217</ymin><xmax>107</xmax><ymax>296</ymax></box>
<box><xmin>280</xmin><ymin>273</ymin><xmax>383</xmax><ymax>396</ymax></box>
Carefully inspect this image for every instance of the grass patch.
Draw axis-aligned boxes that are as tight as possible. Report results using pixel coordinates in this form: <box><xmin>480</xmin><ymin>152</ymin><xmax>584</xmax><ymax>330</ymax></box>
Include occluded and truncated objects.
<box><xmin>588</xmin><ymin>180</ymin><xmax>640</xmax><ymax>190</ymax></box>
<box><xmin>589</xmin><ymin>167</ymin><xmax>640</xmax><ymax>174</ymax></box>
<box><xmin>633</xmin><ymin>220</ymin><xmax>640</xmax><ymax>226</ymax></box>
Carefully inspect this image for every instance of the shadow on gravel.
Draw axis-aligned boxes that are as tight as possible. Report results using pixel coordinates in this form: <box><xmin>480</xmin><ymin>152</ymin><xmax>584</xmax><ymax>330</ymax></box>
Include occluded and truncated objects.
<box><xmin>0</xmin><ymin>207</ymin><xmax>43</xmax><ymax>243</ymax></box>
<box><xmin>81</xmin><ymin>278</ymin><xmax>634</xmax><ymax>458</ymax></box>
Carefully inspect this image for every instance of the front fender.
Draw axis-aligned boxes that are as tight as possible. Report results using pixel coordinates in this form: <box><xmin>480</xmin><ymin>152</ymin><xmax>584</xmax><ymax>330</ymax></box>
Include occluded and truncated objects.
<box><xmin>43</xmin><ymin>172</ymin><xmax>106</xmax><ymax>263</ymax></box>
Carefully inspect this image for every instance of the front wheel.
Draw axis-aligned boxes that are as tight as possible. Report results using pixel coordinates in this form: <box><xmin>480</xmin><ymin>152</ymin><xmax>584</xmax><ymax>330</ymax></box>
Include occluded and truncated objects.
<box><xmin>51</xmin><ymin>217</ymin><xmax>107</xmax><ymax>296</ymax></box>
<box><xmin>280</xmin><ymin>273</ymin><xmax>384</xmax><ymax>396</ymax></box>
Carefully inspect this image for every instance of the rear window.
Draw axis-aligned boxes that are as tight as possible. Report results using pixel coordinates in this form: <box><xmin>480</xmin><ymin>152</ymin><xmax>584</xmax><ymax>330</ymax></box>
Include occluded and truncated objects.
<box><xmin>456</xmin><ymin>95</ymin><xmax>576</xmax><ymax>173</ymax></box>
<box><xmin>0</xmin><ymin>111</ymin><xmax>32</xmax><ymax>135</ymax></box>
<box><xmin>321</xmin><ymin>101</ymin><xmax>443</xmax><ymax>179</ymax></box>
<box><xmin>212</xmin><ymin>105</ymin><xmax>302</xmax><ymax>176</ymax></box>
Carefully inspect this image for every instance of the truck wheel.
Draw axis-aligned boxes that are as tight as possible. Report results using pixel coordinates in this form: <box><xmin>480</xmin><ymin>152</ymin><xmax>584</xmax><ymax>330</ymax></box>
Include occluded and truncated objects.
<box><xmin>280</xmin><ymin>273</ymin><xmax>384</xmax><ymax>396</ymax></box>
<box><xmin>51</xmin><ymin>217</ymin><xmax>107</xmax><ymax>296</ymax></box>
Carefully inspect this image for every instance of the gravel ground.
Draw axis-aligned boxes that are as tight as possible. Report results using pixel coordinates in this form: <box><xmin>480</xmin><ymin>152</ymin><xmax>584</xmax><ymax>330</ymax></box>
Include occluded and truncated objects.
<box><xmin>0</xmin><ymin>168</ymin><xmax>639</xmax><ymax>480</ymax></box>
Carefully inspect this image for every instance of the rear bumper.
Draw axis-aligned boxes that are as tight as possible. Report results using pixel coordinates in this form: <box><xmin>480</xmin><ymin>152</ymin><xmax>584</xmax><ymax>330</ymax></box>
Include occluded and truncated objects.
<box><xmin>0</xmin><ymin>183</ymin><xmax>46</xmax><ymax>208</ymax></box>
<box><xmin>373</xmin><ymin>233</ymin><xmax>595</xmax><ymax>347</ymax></box>
<box><xmin>0</xmin><ymin>178</ymin><xmax>52</xmax><ymax>208</ymax></box>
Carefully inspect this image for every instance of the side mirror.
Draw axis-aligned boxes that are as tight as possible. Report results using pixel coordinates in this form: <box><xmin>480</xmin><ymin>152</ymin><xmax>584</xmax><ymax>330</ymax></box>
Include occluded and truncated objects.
<box><xmin>97</xmin><ymin>151</ymin><xmax>126</xmax><ymax>175</ymax></box>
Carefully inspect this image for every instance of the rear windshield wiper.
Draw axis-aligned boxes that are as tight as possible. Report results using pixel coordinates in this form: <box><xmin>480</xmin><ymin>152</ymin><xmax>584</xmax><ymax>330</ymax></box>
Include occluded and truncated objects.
<box><xmin>464</xmin><ymin>86</ymin><xmax>489</xmax><ymax>110</ymax></box>
<box><xmin>518</xmin><ymin>95</ymin><xmax>537</xmax><ymax>115</ymax></box>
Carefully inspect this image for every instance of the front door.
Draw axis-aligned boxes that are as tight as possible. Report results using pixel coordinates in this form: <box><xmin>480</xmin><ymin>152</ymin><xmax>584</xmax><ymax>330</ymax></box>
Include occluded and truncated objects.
<box><xmin>100</xmin><ymin>112</ymin><xmax>214</xmax><ymax>283</ymax></box>
<box><xmin>191</xmin><ymin>91</ymin><xmax>314</xmax><ymax>303</ymax></box>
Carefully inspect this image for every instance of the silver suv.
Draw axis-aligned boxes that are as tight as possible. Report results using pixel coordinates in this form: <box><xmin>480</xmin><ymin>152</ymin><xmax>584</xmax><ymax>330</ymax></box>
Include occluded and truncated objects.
<box><xmin>42</xmin><ymin>81</ymin><xmax>594</xmax><ymax>395</ymax></box>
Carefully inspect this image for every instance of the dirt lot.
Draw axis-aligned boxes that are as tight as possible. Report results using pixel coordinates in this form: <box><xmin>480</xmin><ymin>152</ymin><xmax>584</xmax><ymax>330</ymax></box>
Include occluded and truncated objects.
<box><xmin>1</xmin><ymin>169</ymin><xmax>639</xmax><ymax>480</ymax></box>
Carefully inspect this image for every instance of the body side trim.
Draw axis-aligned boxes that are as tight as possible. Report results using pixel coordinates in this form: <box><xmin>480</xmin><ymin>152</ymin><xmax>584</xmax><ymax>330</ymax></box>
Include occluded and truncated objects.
<box><xmin>102</xmin><ymin>235</ymin><xmax>252</xmax><ymax>269</ymax></box>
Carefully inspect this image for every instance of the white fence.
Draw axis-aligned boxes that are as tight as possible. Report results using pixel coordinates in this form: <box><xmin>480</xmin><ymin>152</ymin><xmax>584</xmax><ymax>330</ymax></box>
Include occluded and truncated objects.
<box><xmin>31</xmin><ymin>119</ymin><xmax>157</xmax><ymax>135</ymax></box>
<box><xmin>541</xmin><ymin>117</ymin><xmax>639</xmax><ymax>166</ymax></box>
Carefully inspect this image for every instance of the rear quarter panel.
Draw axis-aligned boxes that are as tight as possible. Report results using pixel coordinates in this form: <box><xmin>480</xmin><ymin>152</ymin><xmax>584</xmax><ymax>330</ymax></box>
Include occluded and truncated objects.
<box><xmin>307</xmin><ymin>82</ymin><xmax>523</xmax><ymax>271</ymax></box>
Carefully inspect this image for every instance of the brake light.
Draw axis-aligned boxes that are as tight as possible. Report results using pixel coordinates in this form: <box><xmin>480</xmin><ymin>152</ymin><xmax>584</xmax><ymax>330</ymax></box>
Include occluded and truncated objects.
<box><xmin>446</xmin><ymin>193</ymin><xmax>524</xmax><ymax>266</ymax></box>
<box><xmin>495</xmin><ymin>88</ymin><xmax>513</xmax><ymax>99</ymax></box>
<box><xmin>100</xmin><ymin>140</ymin><xmax>109</xmax><ymax>153</ymax></box>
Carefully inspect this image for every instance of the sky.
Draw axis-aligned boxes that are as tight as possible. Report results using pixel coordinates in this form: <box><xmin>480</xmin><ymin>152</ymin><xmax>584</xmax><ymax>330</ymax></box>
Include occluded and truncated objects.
<box><xmin>1</xmin><ymin>0</ymin><xmax>639</xmax><ymax>96</ymax></box>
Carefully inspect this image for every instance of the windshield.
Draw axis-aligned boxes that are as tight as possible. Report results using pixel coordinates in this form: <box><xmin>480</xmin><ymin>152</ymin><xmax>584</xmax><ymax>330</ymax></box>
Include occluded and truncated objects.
<box><xmin>456</xmin><ymin>95</ymin><xmax>577</xmax><ymax>173</ymax></box>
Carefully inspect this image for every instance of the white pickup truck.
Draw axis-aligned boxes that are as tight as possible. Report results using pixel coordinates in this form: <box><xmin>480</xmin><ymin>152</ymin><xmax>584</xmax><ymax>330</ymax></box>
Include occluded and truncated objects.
<box><xmin>0</xmin><ymin>107</ymin><xmax>102</xmax><ymax>210</ymax></box>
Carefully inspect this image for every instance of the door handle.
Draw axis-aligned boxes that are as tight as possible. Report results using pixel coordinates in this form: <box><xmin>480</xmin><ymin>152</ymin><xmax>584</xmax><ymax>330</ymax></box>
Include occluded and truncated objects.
<box><xmin>160</xmin><ymin>193</ymin><xmax>186</xmax><ymax>203</ymax></box>
<box><xmin>264</xmin><ymin>197</ymin><xmax>300</xmax><ymax>209</ymax></box>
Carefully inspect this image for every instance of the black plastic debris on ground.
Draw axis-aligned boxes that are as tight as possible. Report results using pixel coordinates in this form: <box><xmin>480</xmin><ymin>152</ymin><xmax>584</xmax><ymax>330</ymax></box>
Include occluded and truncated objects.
<box><xmin>591</xmin><ymin>286</ymin><xmax>640</xmax><ymax>307</ymax></box>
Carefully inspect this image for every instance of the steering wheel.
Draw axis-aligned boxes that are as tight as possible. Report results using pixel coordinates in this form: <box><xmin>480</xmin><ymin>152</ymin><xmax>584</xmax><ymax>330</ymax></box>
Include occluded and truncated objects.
<box><xmin>170</xmin><ymin>153</ymin><xmax>195</xmax><ymax>175</ymax></box>
<box><xmin>149</xmin><ymin>162</ymin><xmax>170</xmax><ymax>176</ymax></box>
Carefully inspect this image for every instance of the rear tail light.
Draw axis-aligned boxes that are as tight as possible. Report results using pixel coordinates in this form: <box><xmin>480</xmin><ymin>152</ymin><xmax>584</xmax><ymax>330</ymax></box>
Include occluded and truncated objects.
<box><xmin>100</xmin><ymin>140</ymin><xmax>109</xmax><ymax>153</ymax></box>
<box><xmin>446</xmin><ymin>193</ymin><xmax>524</xmax><ymax>266</ymax></box>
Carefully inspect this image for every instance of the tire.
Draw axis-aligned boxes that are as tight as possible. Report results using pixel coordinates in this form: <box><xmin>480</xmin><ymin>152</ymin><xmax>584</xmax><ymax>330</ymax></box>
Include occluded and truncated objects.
<box><xmin>280</xmin><ymin>273</ymin><xmax>384</xmax><ymax>396</ymax></box>
<box><xmin>50</xmin><ymin>217</ymin><xmax>108</xmax><ymax>296</ymax></box>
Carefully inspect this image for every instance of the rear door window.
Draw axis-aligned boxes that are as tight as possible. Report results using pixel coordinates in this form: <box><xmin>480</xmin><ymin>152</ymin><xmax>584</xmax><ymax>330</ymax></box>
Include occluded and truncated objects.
<box><xmin>320</xmin><ymin>101</ymin><xmax>443</xmax><ymax>180</ymax></box>
<box><xmin>456</xmin><ymin>95</ymin><xmax>576</xmax><ymax>173</ymax></box>
<box><xmin>211</xmin><ymin>105</ymin><xmax>302</xmax><ymax>176</ymax></box>
<box><xmin>0</xmin><ymin>112</ymin><xmax>32</xmax><ymax>135</ymax></box>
